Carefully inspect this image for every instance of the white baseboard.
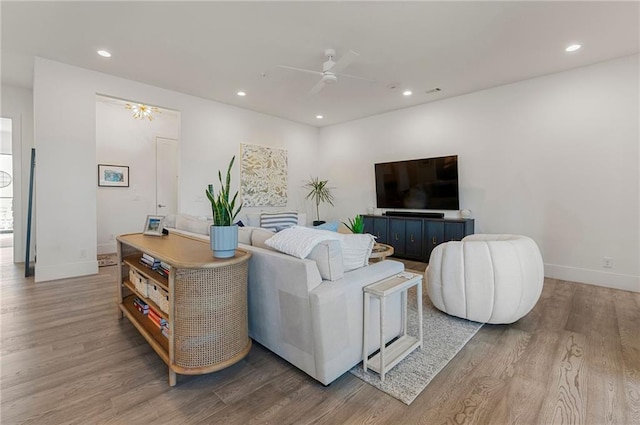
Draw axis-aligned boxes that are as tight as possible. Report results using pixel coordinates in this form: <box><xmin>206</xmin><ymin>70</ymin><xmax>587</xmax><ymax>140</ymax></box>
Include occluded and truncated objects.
<box><xmin>544</xmin><ymin>263</ymin><xmax>639</xmax><ymax>293</ymax></box>
<box><xmin>35</xmin><ymin>260</ymin><xmax>99</xmax><ymax>282</ymax></box>
<box><xmin>97</xmin><ymin>242</ymin><xmax>117</xmax><ymax>255</ymax></box>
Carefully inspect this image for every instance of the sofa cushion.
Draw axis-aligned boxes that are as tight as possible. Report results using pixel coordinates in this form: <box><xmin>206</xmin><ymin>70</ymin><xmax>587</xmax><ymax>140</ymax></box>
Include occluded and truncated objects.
<box><xmin>340</xmin><ymin>233</ymin><xmax>376</xmax><ymax>272</ymax></box>
<box><xmin>306</xmin><ymin>240</ymin><xmax>344</xmax><ymax>281</ymax></box>
<box><xmin>238</xmin><ymin>226</ymin><xmax>256</xmax><ymax>245</ymax></box>
<box><xmin>175</xmin><ymin>214</ymin><xmax>212</xmax><ymax>236</ymax></box>
<box><xmin>265</xmin><ymin>225</ymin><xmax>340</xmax><ymax>259</ymax></box>
<box><xmin>251</xmin><ymin>228</ymin><xmax>276</xmax><ymax>249</ymax></box>
<box><xmin>260</xmin><ymin>211</ymin><xmax>298</xmax><ymax>232</ymax></box>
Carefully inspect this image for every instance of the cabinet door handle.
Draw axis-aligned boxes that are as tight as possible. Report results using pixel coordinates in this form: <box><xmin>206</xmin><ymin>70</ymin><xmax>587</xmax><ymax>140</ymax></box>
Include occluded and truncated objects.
<box><xmin>395</xmin><ymin>233</ymin><xmax>399</xmax><ymax>241</ymax></box>
<box><xmin>410</xmin><ymin>234</ymin><xmax>414</xmax><ymax>242</ymax></box>
<box><xmin>432</xmin><ymin>236</ymin><xmax>437</xmax><ymax>245</ymax></box>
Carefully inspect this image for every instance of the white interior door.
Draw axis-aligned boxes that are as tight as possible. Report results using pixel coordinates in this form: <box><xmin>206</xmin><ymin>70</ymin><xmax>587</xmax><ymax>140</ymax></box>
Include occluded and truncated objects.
<box><xmin>156</xmin><ymin>137</ymin><xmax>179</xmax><ymax>216</ymax></box>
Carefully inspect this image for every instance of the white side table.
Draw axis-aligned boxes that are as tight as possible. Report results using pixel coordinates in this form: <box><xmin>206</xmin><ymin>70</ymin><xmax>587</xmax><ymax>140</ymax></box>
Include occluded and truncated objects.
<box><xmin>362</xmin><ymin>272</ymin><xmax>423</xmax><ymax>382</ymax></box>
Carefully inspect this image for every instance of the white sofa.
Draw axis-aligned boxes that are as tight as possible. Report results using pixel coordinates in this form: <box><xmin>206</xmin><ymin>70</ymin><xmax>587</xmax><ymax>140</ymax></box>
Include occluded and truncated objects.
<box><xmin>426</xmin><ymin>234</ymin><xmax>544</xmax><ymax>324</ymax></box>
<box><xmin>165</xmin><ymin>214</ymin><xmax>404</xmax><ymax>385</ymax></box>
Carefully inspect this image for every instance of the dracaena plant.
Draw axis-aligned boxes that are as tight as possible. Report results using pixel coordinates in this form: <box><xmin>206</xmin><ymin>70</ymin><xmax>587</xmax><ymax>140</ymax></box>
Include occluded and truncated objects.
<box><xmin>344</xmin><ymin>214</ymin><xmax>365</xmax><ymax>234</ymax></box>
<box><xmin>303</xmin><ymin>177</ymin><xmax>335</xmax><ymax>222</ymax></box>
<box><xmin>205</xmin><ymin>156</ymin><xmax>242</xmax><ymax>226</ymax></box>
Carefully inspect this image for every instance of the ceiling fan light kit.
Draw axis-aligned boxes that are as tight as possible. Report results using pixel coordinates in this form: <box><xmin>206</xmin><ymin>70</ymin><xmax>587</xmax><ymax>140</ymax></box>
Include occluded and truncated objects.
<box><xmin>279</xmin><ymin>48</ymin><xmax>368</xmax><ymax>94</ymax></box>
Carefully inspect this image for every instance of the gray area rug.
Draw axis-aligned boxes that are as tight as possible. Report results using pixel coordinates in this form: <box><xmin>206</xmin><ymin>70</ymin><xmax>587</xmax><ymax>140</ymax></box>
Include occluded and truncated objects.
<box><xmin>349</xmin><ymin>280</ymin><xmax>483</xmax><ymax>405</ymax></box>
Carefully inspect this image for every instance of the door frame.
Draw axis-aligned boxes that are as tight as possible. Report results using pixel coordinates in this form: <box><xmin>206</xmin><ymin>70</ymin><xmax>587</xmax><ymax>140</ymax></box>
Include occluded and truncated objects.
<box><xmin>155</xmin><ymin>136</ymin><xmax>180</xmax><ymax>216</ymax></box>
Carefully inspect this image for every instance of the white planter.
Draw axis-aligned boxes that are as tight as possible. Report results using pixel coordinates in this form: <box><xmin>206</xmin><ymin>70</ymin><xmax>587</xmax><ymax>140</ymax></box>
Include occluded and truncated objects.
<box><xmin>210</xmin><ymin>225</ymin><xmax>238</xmax><ymax>259</ymax></box>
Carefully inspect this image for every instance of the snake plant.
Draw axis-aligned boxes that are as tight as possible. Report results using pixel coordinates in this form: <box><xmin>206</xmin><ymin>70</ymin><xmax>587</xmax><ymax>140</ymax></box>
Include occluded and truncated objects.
<box><xmin>205</xmin><ymin>156</ymin><xmax>242</xmax><ymax>226</ymax></box>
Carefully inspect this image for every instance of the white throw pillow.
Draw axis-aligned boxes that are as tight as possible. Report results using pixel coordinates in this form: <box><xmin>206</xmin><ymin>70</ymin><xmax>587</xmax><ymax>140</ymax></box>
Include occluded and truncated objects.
<box><xmin>244</xmin><ymin>212</ymin><xmax>262</xmax><ymax>227</ymax></box>
<box><xmin>340</xmin><ymin>233</ymin><xmax>376</xmax><ymax>272</ymax></box>
<box><xmin>265</xmin><ymin>225</ymin><xmax>340</xmax><ymax>259</ymax></box>
<box><xmin>306</xmin><ymin>240</ymin><xmax>344</xmax><ymax>281</ymax></box>
<box><xmin>260</xmin><ymin>211</ymin><xmax>299</xmax><ymax>232</ymax></box>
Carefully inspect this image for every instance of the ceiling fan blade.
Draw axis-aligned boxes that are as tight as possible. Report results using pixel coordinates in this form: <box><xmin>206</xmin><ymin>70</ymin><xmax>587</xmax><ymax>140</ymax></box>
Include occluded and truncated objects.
<box><xmin>335</xmin><ymin>72</ymin><xmax>376</xmax><ymax>83</ymax></box>
<box><xmin>331</xmin><ymin>50</ymin><xmax>359</xmax><ymax>74</ymax></box>
<box><xmin>277</xmin><ymin>65</ymin><xmax>323</xmax><ymax>76</ymax></box>
<box><xmin>309</xmin><ymin>79</ymin><xmax>326</xmax><ymax>95</ymax></box>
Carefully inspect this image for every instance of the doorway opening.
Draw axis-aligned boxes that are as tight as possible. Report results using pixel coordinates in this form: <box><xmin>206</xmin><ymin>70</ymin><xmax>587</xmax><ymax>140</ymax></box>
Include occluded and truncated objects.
<box><xmin>95</xmin><ymin>95</ymin><xmax>180</xmax><ymax>258</ymax></box>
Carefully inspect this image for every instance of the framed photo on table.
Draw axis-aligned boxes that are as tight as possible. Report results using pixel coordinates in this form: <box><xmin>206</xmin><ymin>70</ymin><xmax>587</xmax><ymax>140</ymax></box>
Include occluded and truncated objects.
<box><xmin>98</xmin><ymin>164</ymin><xmax>129</xmax><ymax>187</ymax></box>
<box><xmin>143</xmin><ymin>215</ymin><xmax>165</xmax><ymax>236</ymax></box>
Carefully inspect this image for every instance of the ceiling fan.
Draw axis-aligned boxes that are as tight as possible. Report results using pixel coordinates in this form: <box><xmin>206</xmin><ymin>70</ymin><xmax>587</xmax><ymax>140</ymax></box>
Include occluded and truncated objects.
<box><xmin>278</xmin><ymin>49</ymin><xmax>374</xmax><ymax>94</ymax></box>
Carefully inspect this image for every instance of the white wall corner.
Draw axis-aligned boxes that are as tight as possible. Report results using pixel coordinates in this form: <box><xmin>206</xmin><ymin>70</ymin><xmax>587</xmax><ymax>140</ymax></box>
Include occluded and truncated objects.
<box><xmin>544</xmin><ymin>263</ymin><xmax>640</xmax><ymax>293</ymax></box>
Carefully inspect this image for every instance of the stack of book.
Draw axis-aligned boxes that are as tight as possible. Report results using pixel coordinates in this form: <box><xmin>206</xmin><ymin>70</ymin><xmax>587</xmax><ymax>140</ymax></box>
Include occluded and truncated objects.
<box><xmin>140</xmin><ymin>253</ymin><xmax>160</xmax><ymax>270</ymax></box>
<box><xmin>133</xmin><ymin>297</ymin><xmax>149</xmax><ymax>315</ymax></box>
<box><xmin>157</xmin><ymin>261</ymin><xmax>171</xmax><ymax>278</ymax></box>
<box><xmin>148</xmin><ymin>306</ymin><xmax>169</xmax><ymax>339</ymax></box>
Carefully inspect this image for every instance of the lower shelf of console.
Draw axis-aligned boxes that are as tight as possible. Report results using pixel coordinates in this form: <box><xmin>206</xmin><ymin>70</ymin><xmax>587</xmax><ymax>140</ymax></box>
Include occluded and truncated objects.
<box><xmin>119</xmin><ymin>295</ymin><xmax>169</xmax><ymax>363</ymax></box>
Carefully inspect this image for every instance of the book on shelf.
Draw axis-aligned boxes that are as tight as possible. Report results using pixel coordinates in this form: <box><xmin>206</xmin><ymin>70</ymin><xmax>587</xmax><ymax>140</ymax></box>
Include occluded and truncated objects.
<box><xmin>133</xmin><ymin>297</ymin><xmax>149</xmax><ymax>315</ymax></box>
<box><xmin>157</xmin><ymin>261</ymin><xmax>171</xmax><ymax>278</ymax></box>
<box><xmin>148</xmin><ymin>310</ymin><xmax>162</xmax><ymax>328</ymax></box>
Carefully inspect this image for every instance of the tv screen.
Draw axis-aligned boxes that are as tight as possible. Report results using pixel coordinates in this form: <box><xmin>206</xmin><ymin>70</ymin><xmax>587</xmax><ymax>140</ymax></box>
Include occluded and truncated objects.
<box><xmin>375</xmin><ymin>155</ymin><xmax>460</xmax><ymax>210</ymax></box>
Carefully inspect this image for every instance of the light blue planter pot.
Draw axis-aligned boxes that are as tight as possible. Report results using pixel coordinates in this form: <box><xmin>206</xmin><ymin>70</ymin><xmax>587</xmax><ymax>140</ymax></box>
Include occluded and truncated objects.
<box><xmin>210</xmin><ymin>225</ymin><xmax>238</xmax><ymax>259</ymax></box>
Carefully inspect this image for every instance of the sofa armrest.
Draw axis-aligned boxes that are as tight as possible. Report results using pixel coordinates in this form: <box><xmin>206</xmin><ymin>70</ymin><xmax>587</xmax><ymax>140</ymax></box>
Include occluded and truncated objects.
<box><xmin>244</xmin><ymin>244</ymin><xmax>323</xmax><ymax>379</ymax></box>
<box><xmin>308</xmin><ymin>259</ymin><xmax>405</xmax><ymax>384</ymax></box>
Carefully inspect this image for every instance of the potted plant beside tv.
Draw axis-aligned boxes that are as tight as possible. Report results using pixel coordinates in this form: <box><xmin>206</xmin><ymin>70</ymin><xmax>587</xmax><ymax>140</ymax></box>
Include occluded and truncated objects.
<box><xmin>304</xmin><ymin>177</ymin><xmax>335</xmax><ymax>226</ymax></box>
<box><xmin>343</xmin><ymin>214</ymin><xmax>365</xmax><ymax>234</ymax></box>
<box><xmin>205</xmin><ymin>156</ymin><xmax>242</xmax><ymax>258</ymax></box>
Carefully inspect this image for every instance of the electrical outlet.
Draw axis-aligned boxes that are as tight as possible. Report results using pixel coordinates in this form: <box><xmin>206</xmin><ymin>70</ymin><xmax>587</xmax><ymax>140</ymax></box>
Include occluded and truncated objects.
<box><xmin>109</xmin><ymin>234</ymin><xmax>115</xmax><ymax>241</ymax></box>
<box><xmin>79</xmin><ymin>249</ymin><xmax>88</xmax><ymax>259</ymax></box>
<box><xmin>603</xmin><ymin>257</ymin><xmax>613</xmax><ymax>268</ymax></box>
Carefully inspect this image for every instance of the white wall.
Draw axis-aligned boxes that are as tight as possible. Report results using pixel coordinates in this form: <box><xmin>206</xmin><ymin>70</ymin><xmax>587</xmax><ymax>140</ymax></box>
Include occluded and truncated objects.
<box><xmin>0</xmin><ymin>84</ymin><xmax>35</xmax><ymax>263</ymax></box>
<box><xmin>319</xmin><ymin>55</ymin><xmax>640</xmax><ymax>292</ymax></box>
<box><xmin>95</xmin><ymin>97</ymin><xmax>180</xmax><ymax>254</ymax></box>
<box><xmin>33</xmin><ymin>58</ymin><xmax>319</xmax><ymax>282</ymax></box>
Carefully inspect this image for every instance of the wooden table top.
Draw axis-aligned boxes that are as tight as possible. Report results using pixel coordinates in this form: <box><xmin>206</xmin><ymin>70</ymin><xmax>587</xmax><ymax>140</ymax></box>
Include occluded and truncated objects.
<box><xmin>369</xmin><ymin>243</ymin><xmax>394</xmax><ymax>259</ymax></box>
<box><xmin>117</xmin><ymin>232</ymin><xmax>250</xmax><ymax>269</ymax></box>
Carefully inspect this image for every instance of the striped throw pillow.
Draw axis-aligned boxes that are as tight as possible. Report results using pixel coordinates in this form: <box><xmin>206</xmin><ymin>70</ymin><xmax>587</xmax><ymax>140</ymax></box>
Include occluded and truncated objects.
<box><xmin>260</xmin><ymin>211</ymin><xmax>298</xmax><ymax>232</ymax></box>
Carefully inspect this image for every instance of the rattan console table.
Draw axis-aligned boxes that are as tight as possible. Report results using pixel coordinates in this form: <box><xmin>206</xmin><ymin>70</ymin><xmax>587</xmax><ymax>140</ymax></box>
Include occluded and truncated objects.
<box><xmin>116</xmin><ymin>232</ymin><xmax>252</xmax><ymax>386</ymax></box>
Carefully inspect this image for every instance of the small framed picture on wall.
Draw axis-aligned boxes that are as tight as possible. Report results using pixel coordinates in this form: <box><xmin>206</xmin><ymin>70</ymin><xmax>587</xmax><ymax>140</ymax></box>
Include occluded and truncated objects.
<box><xmin>98</xmin><ymin>164</ymin><xmax>129</xmax><ymax>187</ymax></box>
<box><xmin>143</xmin><ymin>215</ymin><xmax>165</xmax><ymax>236</ymax></box>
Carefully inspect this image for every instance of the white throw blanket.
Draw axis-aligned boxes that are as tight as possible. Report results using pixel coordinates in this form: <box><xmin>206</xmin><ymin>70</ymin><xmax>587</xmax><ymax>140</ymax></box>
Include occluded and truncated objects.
<box><xmin>265</xmin><ymin>225</ymin><xmax>341</xmax><ymax>258</ymax></box>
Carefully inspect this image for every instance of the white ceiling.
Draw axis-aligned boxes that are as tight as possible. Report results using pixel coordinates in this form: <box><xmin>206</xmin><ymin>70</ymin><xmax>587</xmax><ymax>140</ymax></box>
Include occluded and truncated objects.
<box><xmin>2</xmin><ymin>1</ymin><xmax>638</xmax><ymax>127</ymax></box>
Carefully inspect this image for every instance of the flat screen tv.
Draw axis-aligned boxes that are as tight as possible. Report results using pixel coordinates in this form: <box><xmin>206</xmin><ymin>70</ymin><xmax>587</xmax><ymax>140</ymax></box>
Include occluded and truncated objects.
<box><xmin>375</xmin><ymin>155</ymin><xmax>460</xmax><ymax>210</ymax></box>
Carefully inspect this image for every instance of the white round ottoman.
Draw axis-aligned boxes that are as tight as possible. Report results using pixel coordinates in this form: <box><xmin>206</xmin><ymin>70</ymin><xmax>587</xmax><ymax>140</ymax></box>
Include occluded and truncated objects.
<box><xmin>425</xmin><ymin>234</ymin><xmax>544</xmax><ymax>324</ymax></box>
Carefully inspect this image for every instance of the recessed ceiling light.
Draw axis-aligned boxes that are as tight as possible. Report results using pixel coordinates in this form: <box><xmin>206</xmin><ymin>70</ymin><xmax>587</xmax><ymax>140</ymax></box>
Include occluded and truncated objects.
<box><xmin>316</xmin><ymin>115</ymin><xmax>323</xmax><ymax>119</ymax></box>
<box><xmin>565</xmin><ymin>44</ymin><xmax>581</xmax><ymax>52</ymax></box>
<box><xmin>97</xmin><ymin>50</ymin><xmax>111</xmax><ymax>58</ymax></box>
<box><xmin>403</xmin><ymin>90</ymin><xmax>412</xmax><ymax>96</ymax></box>
<box><xmin>237</xmin><ymin>91</ymin><xmax>246</xmax><ymax>96</ymax></box>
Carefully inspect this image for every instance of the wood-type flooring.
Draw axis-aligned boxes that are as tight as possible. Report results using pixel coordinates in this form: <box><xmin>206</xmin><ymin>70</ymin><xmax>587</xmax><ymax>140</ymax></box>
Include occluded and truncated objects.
<box><xmin>1</xmin><ymin>253</ymin><xmax>638</xmax><ymax>424</ymax></box>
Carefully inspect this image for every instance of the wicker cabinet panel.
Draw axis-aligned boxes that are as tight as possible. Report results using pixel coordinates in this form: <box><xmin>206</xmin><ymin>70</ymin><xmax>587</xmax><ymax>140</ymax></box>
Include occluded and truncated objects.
<box><xmin>174</xmin><ymin>264</ymin><xmax>249</xmax><ymax>368</ymax></box>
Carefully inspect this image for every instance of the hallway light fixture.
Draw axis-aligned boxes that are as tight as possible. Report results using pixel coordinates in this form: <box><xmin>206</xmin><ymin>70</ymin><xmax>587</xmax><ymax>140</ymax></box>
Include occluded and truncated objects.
<box><xmin>125</xmin><ymin>103</ymin><xmax>160</xmax><ymax>121</ymax></box>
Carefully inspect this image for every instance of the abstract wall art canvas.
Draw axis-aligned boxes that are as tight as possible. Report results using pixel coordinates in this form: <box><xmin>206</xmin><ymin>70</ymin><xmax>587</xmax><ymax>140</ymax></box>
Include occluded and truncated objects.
<box><xmin>240</xmin><ymin>144</ymin><xmax>287</xmax><ymax>207</ymax></box>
